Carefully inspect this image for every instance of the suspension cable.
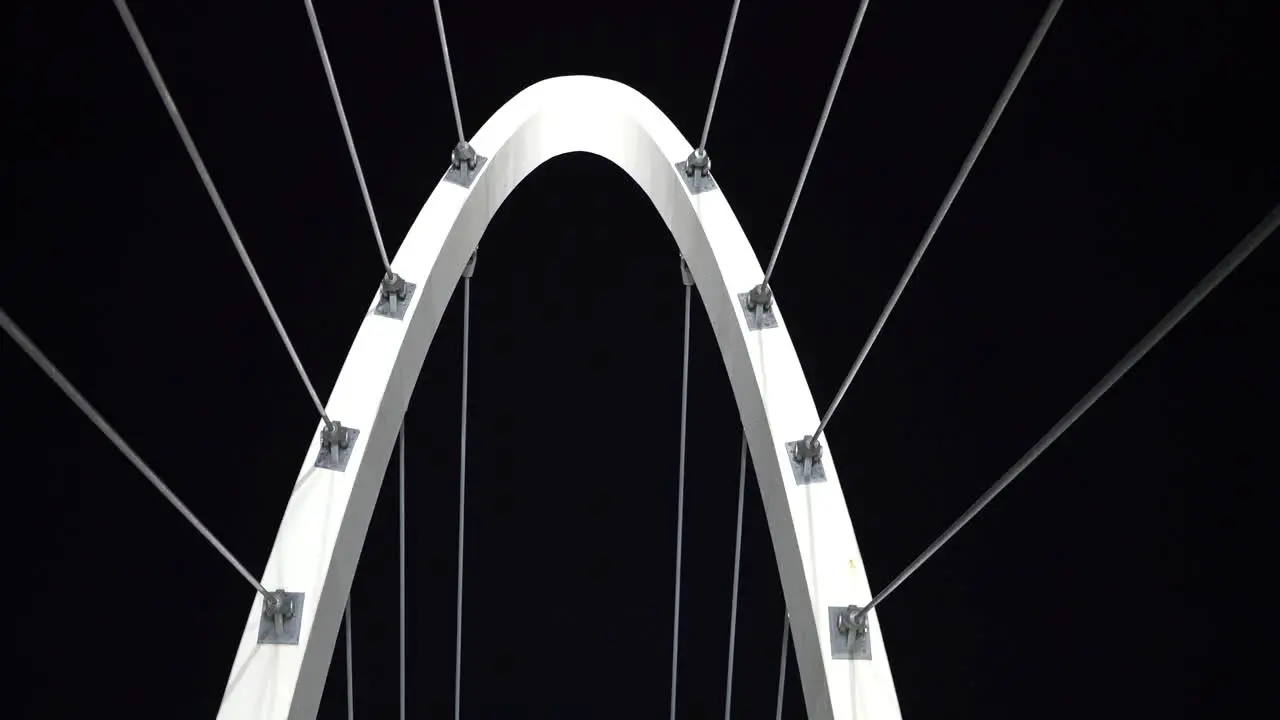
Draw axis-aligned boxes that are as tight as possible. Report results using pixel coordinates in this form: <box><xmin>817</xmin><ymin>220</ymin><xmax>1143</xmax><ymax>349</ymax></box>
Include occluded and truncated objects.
<box><xmin>774</xmin><ymin>615</ymin><xmax>790</xmax><ymax>720</ymax></box>
<box><xmin>345</xmin><ymin>601</ymin><xmax>355</xmax><ymax>720</ymax></box>
<box><xmin>722</xmin><ymin>434</ymin><xmax>749</xmax><ymax>720</ymax></box>
<box><xmin>697</xmin><ymin>0</ymin><xmax>743</xmax><ymax>153</ymax></box>
<box><xmin>760</xmin><ymin>0</ymin><xmax>872</xmax><ymax>286</ymax></box>
<box><xmin>399</xmin><ymin>422</ymin><xmax>406</xmax><ymax>720</ymax></box>
<box><xmin>111</xmin><ymin>0</ymin><xmax>332</xmax><ymax>428</ymax></box>
<box><xmin>0</xmin><ymin>308</ymin><xmax>269</xmax><ymax>598</ymax></box>
<box><xmin>302</xmin><ymin>0</ymin><xmax>393</xmax><ymax>275</ymax></box>
<box><xmin>811</xmin><ymin>0</ymin><xmax>1064</xmax><ymax>443</ymax></box>
<box><xmin>454</xmin><ymin>275</ymin><xmax>472</xmax><ymax>720</ymax></box>
<box><xmin>857</xmin><ymin>201</ymin><xmax>1279</xmax><ymax>621</ymax></box>
<box><xmin>668</xmin><ymin>282</ymin><xmax>694</xmax><ymax>720</ymax></box>
<box><xmin>431</xmin><ymin>0</ymin><xmax>466</xmax><ymax>143</ymax></box>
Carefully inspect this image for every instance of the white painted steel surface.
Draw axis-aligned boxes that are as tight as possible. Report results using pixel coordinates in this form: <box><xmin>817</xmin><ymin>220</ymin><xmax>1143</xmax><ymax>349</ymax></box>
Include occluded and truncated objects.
<box><xmin>218</xmin><ymin>75</ymin><xmax>902</xmax><ymax>720</ymax></box>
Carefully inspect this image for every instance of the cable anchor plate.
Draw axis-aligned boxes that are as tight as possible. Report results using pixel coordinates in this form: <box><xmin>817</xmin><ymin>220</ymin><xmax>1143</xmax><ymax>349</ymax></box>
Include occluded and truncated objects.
<box><xmin>462</xmin><ymin>248</ymin><xmax>478</xmax><ymax>278</ymax></box>
<box><xmin>375</xmin><ymin>272</ymin><xmax>417</xmax><ymax>320</ymax></box>
<box><xmin>445</xmin><ymin>141</ymin><xmax>488</xmax><ymax>188</ymax></box>
<box><xmin>315</xmin><ymin>420</ymin><xmax>361</xmax><ymax>472</ymax></box>
<box><xmin>675</xmin><ymin>148</ymin><xmax>717</xmax><ymax>195</ymax></box>
<box><xmin>785</xmin><ymin>435</ymin><xmax>826</xmax><ymax>484</ymax></box>
<box><xmin>829</xmin><ymin>604</ymin><xmax>872</xmax><ymax>660</ymax></box>
<box><xmin>258</xmin><ymin>590</ymin><xmax>306</xmax><ymax>645</ymax></box>
<box><xmin>739</xmin><ymin>282</ymin><xmax>778</xmax><ymax>330</ymax></box>
<box><xmin>680</xmin><ymin>256</ymin><xmax>694</xmax><ymax>287</ymax></box>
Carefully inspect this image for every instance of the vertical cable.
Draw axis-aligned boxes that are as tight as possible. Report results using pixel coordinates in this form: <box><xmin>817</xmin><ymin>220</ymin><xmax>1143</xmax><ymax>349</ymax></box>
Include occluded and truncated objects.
<box><xmin>399</xmin><ymin>422</ymin><xmax>406</xmax><ymax>720</ymax></box>
<box><xmin>454</xmin><ymin>276</ymin><xmax>472</xmax><ymax>720</ymax></box>
<box><xmin>345</xmin><ymin>601</ymin><xmax>355</xmax><ymax>720</ymax></box>
<box><xmin>722</xmin><ymin>434</ymin><xmax>749</xmax><ymax>720</ymax></box>
<box><xmin>775</xmin><ymin>615</ymin><xmax>790</xmax><ymax>720</ymax></box>
<box><xmin>669</xmin><ymin>283</ymin><xmax>694</xmax><ymax>720</ymax></box>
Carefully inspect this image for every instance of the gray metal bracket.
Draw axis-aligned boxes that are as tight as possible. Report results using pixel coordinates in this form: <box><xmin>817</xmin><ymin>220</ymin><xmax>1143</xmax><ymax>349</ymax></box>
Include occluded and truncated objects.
<box><xmin>445</xmin><ymin>141</ymin><xmax>487</xmax><ymax>188</ymax></box>
<box><xmin>675</xmin><ymin>148</ymin><xmax>717</xmax><ymax>194</ymax></box>
<box><xmin>785</xmin><ymin>435</ymin><xmax>826</xmax><ymax>485</ymax></box>
<box><xmin>680</xmin><ymin>256</ymin><xmax>694</xmax><ymax>287</ymax></box>
<box><xmin>738</xmin><ymin>283</ymin><xmax>777</xmax><ymax>331</ymax></box>
<box><xmin>258</xmin><ymin>590</ymin><xmax>305</xmax><ymax>645</ymax></box>
<box><xmin>315</xmin><ymin>421</ymin><xmax>360</xmax><ymax>472</ymax></box>
<box><xmin>462</xmin><ymin>249</ymin><xmax>478</xmax><ymax>279</ymax></box>
<box><xmin>374</xmin><ymin>272</ymin><xmax>417</xmax><ymax>320</ymax></box>
<box><xmin>829</xmin><ymin>605</ymin><xmax>872</xmax><ymax>660</ymax></box>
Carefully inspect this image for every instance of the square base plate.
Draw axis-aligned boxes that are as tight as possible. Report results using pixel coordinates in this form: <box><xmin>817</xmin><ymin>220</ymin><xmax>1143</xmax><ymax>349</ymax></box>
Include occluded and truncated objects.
<box><xmin>738</xmin><ymin>292</ymin><xmax>778</xmax><ymax>331</ymax></box>
<box><xmin>445</xmin><ymin>155</ymin><xmax>488</xmax><ymax>188</ymax></box>
<box><xmin>785</xmin><ymin>440</ymin><xmax>827</xmax><ymax>485</ymax></box>
<box><xmin>314</xmin><ymin>428</ymin><xmax>361</xmax><ymax>472</ymax></box>
<box><xmin>259</xmin><ymin>592</ymin><xmax>306</xmax><ymax>646</ymax></box>
<box><xmin>374</xmin><ymin>281</ymin><xmax>417</xmax><ymax>320</ymax></box>
<box><xmin>829</xmin><ymin>605</ymin><xmax>872</xmax><ymax>660</ymax></box>
<box><xmin>674</xmin><ymin>160</ymin><xmax>717</xmax><ymax>194</ymax></box>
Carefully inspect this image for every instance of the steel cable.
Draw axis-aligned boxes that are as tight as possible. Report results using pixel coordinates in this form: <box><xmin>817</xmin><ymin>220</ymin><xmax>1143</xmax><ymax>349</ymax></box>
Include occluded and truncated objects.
<box><xmin>858</xmin><ymin>201</ymin><xmax>1278</xmax><ymax>620</ymax></box>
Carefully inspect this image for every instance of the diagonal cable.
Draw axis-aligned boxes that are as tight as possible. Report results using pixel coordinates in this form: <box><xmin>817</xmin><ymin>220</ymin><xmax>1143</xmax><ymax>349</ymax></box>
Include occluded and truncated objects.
<box><xmin>669</xmin><ymin>282</ymin><xmax>694</xmax><ymax>720</ymax></box>
<box><xmin>302</xmin><ymin>0</ymin><xmax>393</xmax><ymax>274</ymax></box>
<box><xmin>112</xmin><ymin>0</ymin><xmax>332</xmax><ymax>427</ymax></box>
<box><xmin>760</xmin><ymin>0</ymin><xmax>872</xmax><ymax>287</ymax></box>
<box><xmin>431</xmin><ymin>0</ymin><xmax>467</xmax><ymax>143</ymax></box>
<box><xmin>858</xmin><ymin>201</ymin><xmax>1278</xmax><ymax>620</ymax></box>
<box><xmin>1</xmin><ymin>307</ymin><xmax>268</xmax><ymax>597</ymax></box>
<box><xmin>454</xmin><ymin>275</ymin><xmax>472</xmax><ymax>720</ymax></box>
<box><xmin>812</xmin><ymin>0</ymin><xmax>1064</xmax><ymax>442</ymax></box>
<box><xmin>697</xmin><ymin>0</ymin><xmax>744</xmax><ymax>153</ymax></box>
<box><xmin>722</xmin><ymin>434</ymin><xmax>748</xmax><ymax>719</ymax></box>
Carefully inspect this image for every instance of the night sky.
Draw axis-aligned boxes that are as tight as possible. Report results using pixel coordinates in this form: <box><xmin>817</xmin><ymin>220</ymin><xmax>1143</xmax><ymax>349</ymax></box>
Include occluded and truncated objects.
<box><xmin>8</xmin><ymin>1</ymin><xmax>1276</xmax><ymax>718</ymax></box>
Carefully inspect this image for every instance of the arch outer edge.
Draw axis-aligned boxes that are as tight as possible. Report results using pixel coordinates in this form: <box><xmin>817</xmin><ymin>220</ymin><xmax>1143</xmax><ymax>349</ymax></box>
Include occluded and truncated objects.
<box><xmin>217</xmin><ymin>76</ymin><xmax>902</xmax><ymax>720</ymax></box>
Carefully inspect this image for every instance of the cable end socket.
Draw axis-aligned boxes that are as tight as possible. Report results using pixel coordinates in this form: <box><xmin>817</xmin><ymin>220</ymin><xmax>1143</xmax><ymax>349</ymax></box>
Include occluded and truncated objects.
<box><xmin>785</xmin><ymin>434</ymin><xmax>826</xmax><ymax>484</ymax></box>
<box><xmin>462</xmin><ymin>249</ymin><xmax>478</xmax><ymax>279</ymax></box>
<box><xmin>738</xmin><ymin>282</ymin><xmax>778</xmax><ymax>331</ymax></box>
<box><xmin>675</xmin><ymin>148</ymin><xmax>717</xmax><ymax>195</ymax></box>
<box><xmin>258</xmin><ymin>589</ymin><xmax>306</xmax><ymax>645</ymax></box>
<box><xmin>829</xmin><ymin>604</ymin><xmax>872</xmax><ymax>660</ymax></box>
<box><xmin>445</xmin><ymin>141</ymin><xmax>487</xmax><ymax>188</ymax></box>
<box><xmin>747</xmin><ymin>283</ymin><xmax>773</xmax><ymax>312</ymax></box>
<box><xmin>679</xmin><ymin>256</ymin><xmax>694</xmax><ymax>287</ymax></box>
<box><xmin>315</xmin><ymin>420</ymin><xmax>360</xmax><ymax>472</ymax></box>
<box><xmin>375</xmin><ymin>271</ymin><xmax>417</xmax><ymax>320</ymax></box>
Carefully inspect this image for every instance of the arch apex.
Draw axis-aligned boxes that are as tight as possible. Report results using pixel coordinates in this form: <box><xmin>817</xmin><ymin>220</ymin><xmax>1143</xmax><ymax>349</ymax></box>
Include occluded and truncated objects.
<box><xmin>219</xmin><ymin>76</ymin><xmax>901</xmax><ymax>720</ymax></box>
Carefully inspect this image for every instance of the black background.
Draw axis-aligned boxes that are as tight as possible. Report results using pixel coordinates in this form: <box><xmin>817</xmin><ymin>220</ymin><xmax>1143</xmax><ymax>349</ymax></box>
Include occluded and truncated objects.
<box><xmin>7</xmin><ymin>1</ymin><xmax>1276</xmax><ymax>718</ymax></box>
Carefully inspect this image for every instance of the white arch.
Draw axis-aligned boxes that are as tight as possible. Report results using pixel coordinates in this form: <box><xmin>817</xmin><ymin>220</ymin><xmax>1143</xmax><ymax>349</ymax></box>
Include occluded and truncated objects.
<box><xmin>219</xmin><ymin>76</ymin><xmax>901</xmax><ymax>720</ymax></box>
